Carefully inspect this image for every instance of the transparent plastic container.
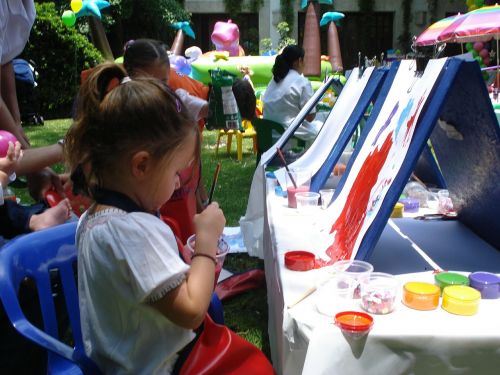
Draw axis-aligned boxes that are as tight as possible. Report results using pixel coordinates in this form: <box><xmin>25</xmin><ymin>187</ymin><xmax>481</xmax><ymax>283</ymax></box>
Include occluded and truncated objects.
<box><xmin>185</xmin><ymin>234</ymin><xmax>230</xmax><ymax>285</ymax></box>
<box><xmin>332</xmin><ymin>260</ymin><xmax>374</xmax><ymax>299</ymax></box>
<box><xmin>360</xmin><ymin>272</ymin><xmax>399</xmax><ymax>314</ymax></box>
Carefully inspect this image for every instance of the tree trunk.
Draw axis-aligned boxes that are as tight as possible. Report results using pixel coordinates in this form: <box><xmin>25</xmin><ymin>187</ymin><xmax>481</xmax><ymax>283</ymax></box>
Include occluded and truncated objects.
<box><xmin>327</xmin><ymin>22</ymin><xmax>343</xmax><ymax>72</ymax></box>
<box><xmin>88</xmin><ymin>16</ymin><xmax>114</xmax><ymax>61</ymax></box>
<box><xmin>302</xmin><ymin>1</ymin><xmax>321</xmax><ymax>77</ymax></box>
<box><xmin>170</xmin><ymin>29</ymin><xmax>185</xmax><ymax>56</ymax></box>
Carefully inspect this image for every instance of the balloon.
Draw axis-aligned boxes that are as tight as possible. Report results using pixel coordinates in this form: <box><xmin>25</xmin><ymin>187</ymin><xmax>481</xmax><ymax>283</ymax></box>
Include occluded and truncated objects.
<box><xmin>169</xmin><ymin>54</ymin><xmax>191</xmax><ymax>76</ymax></box>
<box><xmin>62</xmin><ymin>10</ymin><xmax>76</xmax><ymax>27</ymax></box>
<box><xmin>474</xmin><ymin>0</ymin><xmax>484</xmax><ymax>8</ymax></box>
<box><xmin>479</xmin><ymin>48</ymin><xmax>489</xmax><ymax>58</ymax></box>
<box><xmin>0</xmin><ymin>130</ymin><xmax>18</xmax><ymax>158</ymax></box>
<box><xmin>473</xmin><ymin>42</ymin><xmax>484</xmax><ymax>52</ymax></box>
<box><xmin>483</xmin><ymin>56</ymin><xmax>491</xmax><ymax>65</ymax></box>
<box><xmin>474</xmin><ymin>56</ymin><xmax>483</xmax><ymax>65</ymax></box>
<box><xmin>469</xmin><ymin>4</ymin><xmax>477</xmax><ymax>11</ymax></box>
<box><xmin>70</xmin><ymin>0</ymin><xmax>83</xmax><ymax>13</ymax></box>
<box><xmin>471</xmin><ymin>49</ymin><xmax>479</xmax><ymax>57</ymax></box>
<box><xmin>465</xmin><ymin>42</ymin><xmax>473</xmax><ymax>51</ymax></box>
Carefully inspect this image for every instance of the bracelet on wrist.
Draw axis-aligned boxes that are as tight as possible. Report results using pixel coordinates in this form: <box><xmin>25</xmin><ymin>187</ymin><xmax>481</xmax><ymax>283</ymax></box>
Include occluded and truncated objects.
<box><xmin>191</xmin><ymin>252</ymin><xmax>217</xmax><ymax>265</ymax></box>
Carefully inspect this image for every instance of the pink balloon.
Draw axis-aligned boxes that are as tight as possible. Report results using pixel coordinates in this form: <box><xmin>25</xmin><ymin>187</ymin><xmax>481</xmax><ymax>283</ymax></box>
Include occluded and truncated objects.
<box><xmin>0</xmin><ymin>130</ymin><xmax>17</xmax><ymax>158</ymax></box>
<box><xmin>479</xmin><ymin>48</ymin><xmax>489</xmax><ymax>58</ymax></box>
<box><xmin>483</xmin><ymin>56</ymin><xmax>490</xmax><ymax>65</ymax></box>
<box><xmin>473</xmin><ymin>42</ymin><xmax>484</xmax><ymax>52</ymax></box>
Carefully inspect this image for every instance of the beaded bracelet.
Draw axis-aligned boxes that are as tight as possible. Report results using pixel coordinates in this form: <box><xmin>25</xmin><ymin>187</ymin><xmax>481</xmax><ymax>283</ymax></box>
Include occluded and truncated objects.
<box><xmin>191</xmin><ymin>253</ymin><xmax>217</xmax><ymax>265</ymax></box>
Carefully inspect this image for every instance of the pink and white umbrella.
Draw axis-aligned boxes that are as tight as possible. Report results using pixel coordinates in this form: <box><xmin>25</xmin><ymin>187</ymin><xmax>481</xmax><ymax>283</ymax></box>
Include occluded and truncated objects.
<box><xmin>415</xmin><ymin>14</ymin><xmax>462</xmax><ymax>46</ymax></box>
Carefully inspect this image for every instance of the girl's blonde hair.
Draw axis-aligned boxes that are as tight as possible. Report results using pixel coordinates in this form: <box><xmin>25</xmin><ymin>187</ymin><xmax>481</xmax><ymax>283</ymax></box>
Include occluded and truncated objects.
<box><xmin>65</xmin><ymin>63</ymin><xmax>200</xmax><ymax>198</ymax></box>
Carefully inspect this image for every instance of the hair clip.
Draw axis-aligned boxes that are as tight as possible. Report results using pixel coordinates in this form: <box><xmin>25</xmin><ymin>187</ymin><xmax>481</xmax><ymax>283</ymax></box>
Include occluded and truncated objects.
<box><xmin>121</xmin><ymin>76</ymin><xmax>132</xmax><ymax>84</ymax></box>
<box><xmin>123</xmin><ymin>39</ymin><xmax>135</xmax><ymax>52</ymax></box>
<box><xmin>175</xmin><ymin>98</ymin><xmax>182</xmax><ymax>113</ymax></box>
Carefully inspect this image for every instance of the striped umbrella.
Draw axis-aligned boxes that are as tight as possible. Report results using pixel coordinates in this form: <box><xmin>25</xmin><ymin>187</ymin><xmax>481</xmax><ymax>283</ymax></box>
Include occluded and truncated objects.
<box><xmin>415</xmin><ymin>14</ymin><xmax>462</xmax><ymax>46</ymax></box>
<box><xmin>437</xmin><ymin>4</ymin><xmax>500</xmax><ymax>44</ymax></box>
<box><xmin>437</xmin><ymin>4</ymin><xmax>500</xmax><ymax>84</ymax></box>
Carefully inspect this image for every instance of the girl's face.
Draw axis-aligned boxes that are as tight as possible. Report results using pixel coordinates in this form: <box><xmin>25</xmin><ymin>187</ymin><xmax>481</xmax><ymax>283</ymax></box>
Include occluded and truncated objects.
<box><xmin>143</xmin><ymin>131</ymin><xmax>197</xmax><ymax>212</ymax></box>
<box><xmin>136</xmin><ymin>61</ymin><xmax>170</xmax><ymax>85</ymax></box>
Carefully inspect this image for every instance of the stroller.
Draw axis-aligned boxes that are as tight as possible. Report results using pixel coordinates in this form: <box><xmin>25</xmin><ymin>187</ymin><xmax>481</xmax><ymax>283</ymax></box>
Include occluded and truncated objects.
<box><xmin>13</xmin><ymin>58</ymin><xmax>44</xmax><ymax>125</ymax></box>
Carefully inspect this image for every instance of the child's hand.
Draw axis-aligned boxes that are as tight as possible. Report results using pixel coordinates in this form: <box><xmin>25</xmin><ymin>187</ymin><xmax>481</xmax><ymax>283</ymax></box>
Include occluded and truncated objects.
<box><xmin>193</xmin><ymin>201</ymin><xmax>226</xmax><ymax>255</ymax></box>
<box><xmin>0</xmin><ymin>141</ymin><xmax>23</xmax><ymax>177</ymax></box>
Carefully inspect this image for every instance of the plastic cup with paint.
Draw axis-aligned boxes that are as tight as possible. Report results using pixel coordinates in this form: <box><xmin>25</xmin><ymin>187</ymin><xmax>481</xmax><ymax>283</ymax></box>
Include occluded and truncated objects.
<box><xmin>335</xmin><ymin>311</ymin><xmax>374</xmax><ymax>340</ymax></box>
<box><xmin>185</xmin><ymin>234</ymin><xmax>230</xmax><ymax>285</ymax></box>
<box><xmin>319</xmin><ymin>188</ymin><xmax>335</xmax><ymax>210</ymax></box>
<box><xmin>285</xmin><ymin>168</ymin><xmax>311</xmax><ymax>208</ymax></box>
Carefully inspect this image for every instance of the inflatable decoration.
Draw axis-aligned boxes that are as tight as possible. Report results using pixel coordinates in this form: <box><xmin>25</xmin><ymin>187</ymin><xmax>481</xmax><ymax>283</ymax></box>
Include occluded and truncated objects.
<box><xmin>320</xmin><ymin>12</ymin><xmax>345</xmax><ymax>72</ymax></box>
<box><xmin>185</xmin><ymin>46</ymin><xmax>202</xmax><ymax>62</ymax></box>
<box><xmin>170</xmin><ymin>21</ymin><xmax>195</xmax><ymax>56</ymax></box>
<box><xmin>75</xmin><ymin>0</ymin><xmax>110</xmax><ymax>19</ymax></box>
<box><xmin>169</xmin><ymin>54</ymin><xmax>192</xmax><ymax>76</ymax></box>
<box><xmin>211</xmin><ymin>20</ymin><xmax>243</xmax><ymax>57</ymax></box>
<box><xmin>302</xmin><ymin>1</ymin><xmax>330</xmax><ymax>76</ymax></box>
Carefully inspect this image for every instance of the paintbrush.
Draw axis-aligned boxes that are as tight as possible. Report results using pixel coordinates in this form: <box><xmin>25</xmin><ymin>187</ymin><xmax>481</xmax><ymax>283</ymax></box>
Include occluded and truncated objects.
<box><xmin>276</xmin><ymin>147</ymin><xmax>297</xmax><ymax>188</ymax></box>
<box><xmin>208</xmin><ymin>162</ymin><xmax>221</xmax><ymax>204</ymax></box>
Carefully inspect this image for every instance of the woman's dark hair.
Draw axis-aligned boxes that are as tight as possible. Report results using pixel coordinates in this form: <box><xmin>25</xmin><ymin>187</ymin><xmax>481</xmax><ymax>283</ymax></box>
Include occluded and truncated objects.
<box><xmin>123</xmin><ymin>38</ymin><xmax>170</xmax><ymax>78</ymax></box>
<box><xmin>232</xmin><ymin>78</ymin><xmax>256</xmax><ymax>120</ymax></box>
<box><xmin>65</xmin><ymin>63</ymin><xmax>199</xmax><ymax>198</ymax></box>
<box><xmin>272</xmin><ymin>45</ymin><xmax>305</xmax><ymax>83</ymax></box>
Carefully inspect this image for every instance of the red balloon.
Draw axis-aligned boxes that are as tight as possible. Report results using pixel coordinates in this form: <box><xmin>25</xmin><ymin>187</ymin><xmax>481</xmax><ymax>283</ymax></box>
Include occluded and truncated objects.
<box><xmin>479</xmin><ymin>48</ymin><xmax>489</xmax><ymax>58</ymax></box>
<box><xmin>483</xmin><ymin>56</ymin><xmax>491</xmax><ymax>65</ymax></box>
<box><xmin>473</xmin><ymin>42</ymin><xmax>484</xmax><ymax>52</ymax></box>
<box><xmin>0</xmin><ymin>130</ymin><xmax>17</xmax><ymax>157</ymax></box>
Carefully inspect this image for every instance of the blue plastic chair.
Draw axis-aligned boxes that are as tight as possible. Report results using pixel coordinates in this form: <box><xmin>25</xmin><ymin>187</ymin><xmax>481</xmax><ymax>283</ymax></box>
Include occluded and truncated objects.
<box><xmin>0</xmin><ymin>222</ymin><xmax>101</xmax><ymax>374</ymax></box>
<box><xmin>0</xmin><ymin>222</ymin><xmax>225</xmax><ymax>374</ymax></box>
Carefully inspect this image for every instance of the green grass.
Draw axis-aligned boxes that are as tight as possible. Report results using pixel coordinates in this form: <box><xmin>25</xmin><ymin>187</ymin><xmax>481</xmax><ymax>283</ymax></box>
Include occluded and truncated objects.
<box><xmin>19</xmin><ymin>119</ymin><xmax>270</xmax><ymax>357</ymax></box>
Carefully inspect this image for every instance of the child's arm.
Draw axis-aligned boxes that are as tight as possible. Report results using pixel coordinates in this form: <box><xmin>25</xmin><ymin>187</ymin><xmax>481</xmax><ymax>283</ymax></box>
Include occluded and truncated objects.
<box><xmin>150</xmin><ymin>202</ymin><xmax>226</xmax><ymax>329</ymax></box>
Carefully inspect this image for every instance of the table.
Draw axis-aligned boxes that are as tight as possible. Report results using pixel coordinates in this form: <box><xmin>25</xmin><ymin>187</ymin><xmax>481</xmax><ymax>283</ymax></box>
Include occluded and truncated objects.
<box><xmin>263</xmin><ymin>177</ymin><xmax>500</xmax><ymax>375</ymax></box>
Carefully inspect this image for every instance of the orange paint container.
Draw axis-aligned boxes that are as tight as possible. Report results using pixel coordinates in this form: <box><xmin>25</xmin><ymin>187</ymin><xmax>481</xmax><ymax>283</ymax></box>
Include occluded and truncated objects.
<box><xmin>335</xmin><ymin>311</ymin><xmax>374</xmax><ymax>339</ymax></box>
<box><xmin>442</xmin><ymin>285</ymin><xmax>481</xmax><ymax>316</ymax></box>
<box><xmin>402</xmin><ymin>282</ymin><xmax>440</xmax><ymax>311</ymax></box>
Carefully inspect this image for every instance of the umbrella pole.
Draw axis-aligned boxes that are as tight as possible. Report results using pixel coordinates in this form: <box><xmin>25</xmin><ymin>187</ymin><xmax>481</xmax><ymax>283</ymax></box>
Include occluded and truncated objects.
<box><xmin>497</xmin><ymin>38</ymin><xmax>499</xmax><ymax>90</ymax></box>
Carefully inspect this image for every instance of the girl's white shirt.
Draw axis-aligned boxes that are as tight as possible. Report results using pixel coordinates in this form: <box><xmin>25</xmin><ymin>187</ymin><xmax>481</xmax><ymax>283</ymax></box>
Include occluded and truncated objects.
<box><xmin>77</xmin><ymin>208</ymin><xmax>193</xmax><ymax>374</ymax></box>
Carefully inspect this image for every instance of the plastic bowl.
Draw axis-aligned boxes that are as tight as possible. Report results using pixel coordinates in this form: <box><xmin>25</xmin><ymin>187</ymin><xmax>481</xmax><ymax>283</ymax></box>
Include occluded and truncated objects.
<box><xmin>185</xmin><ymin>234</ymin><xmax>229</xmax><ymax>283</ymax></box>
<box><xmin>360</xmin><ymin>272</ymin><xmax>399</xmax><ymax>314</ymax></box>
<box><xmin>332</xmin><ymin>260</ymin><xmax>374</xmax><ymax>298</ymax></box>
<box><xmin>295</xmin><ymin>191</ymin><xmax>320</xmax><ymax>213</ymax></box>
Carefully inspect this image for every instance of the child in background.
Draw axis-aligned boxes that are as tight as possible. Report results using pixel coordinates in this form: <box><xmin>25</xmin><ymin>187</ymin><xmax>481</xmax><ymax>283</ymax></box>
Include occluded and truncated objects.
<box><xmin>65</xmin><ymin>63</ymin><xmax>225</xmax><ymax>374</ymax></box>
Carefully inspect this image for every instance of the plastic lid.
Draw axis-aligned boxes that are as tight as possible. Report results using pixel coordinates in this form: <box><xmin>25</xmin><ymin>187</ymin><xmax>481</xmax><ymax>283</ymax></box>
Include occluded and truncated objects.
<box><xmin>469</xmin><ymin>272</ymin><xmax>500</xmax><ymax>285</ymax></box>
<box><xmin>335</xmin><ymin>311</ymin><xmax>374</xmax><ymax>332</ymax></box>
<box><xmin>435</xmin><ymin>272</ymin><xmax>469</xmax><ymax>287</ymax></box>
<box><xmin>404</xmin><ymin>281</ymin><xmax>440</xmax><ymax>295</ymax></box>
<box><xmin>443</xmin><ymin>285</ymin><xmax>481</xmax><ymax>302</ymax></box>
<box><xmin>284</xmin><ymin>251</ymin><xmax>316</xmax><ymax>271</ymax></box>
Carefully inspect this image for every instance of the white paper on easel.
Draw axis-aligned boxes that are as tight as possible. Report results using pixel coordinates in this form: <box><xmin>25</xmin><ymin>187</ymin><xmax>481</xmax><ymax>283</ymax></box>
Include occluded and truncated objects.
<box><xmin>274</xmin><ymin>67</ymin><xmax>374</xmax><ymax>189</ymax></box>
<box><xmin>311</xmin><ymin>58</ymin><xmax>448</xmax><ymax>263</ymax></box>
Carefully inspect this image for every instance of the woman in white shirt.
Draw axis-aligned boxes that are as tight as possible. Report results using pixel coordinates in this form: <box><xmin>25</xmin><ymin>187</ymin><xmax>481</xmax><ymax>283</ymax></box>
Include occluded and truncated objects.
<box><xmin>262</xmin><ymin>45</ymin><xmax>321</xmax><ymax>142</ymax></box>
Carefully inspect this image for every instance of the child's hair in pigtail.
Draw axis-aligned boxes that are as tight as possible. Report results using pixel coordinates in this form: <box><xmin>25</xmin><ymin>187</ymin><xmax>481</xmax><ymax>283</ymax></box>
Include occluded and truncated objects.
<box><xmin>65</xmin><ymin>62</ymin><xmax>200</xmax><ymax>199</ymax></box>
<box><xmin>272</xmin><ymin>45</ymin><xmax>305</xmax><ymax>83</ymax></box>
<box><xmin>123</xmin><ymin>38</ymin><xmax>170</xmax><ymax>78</ymax></box>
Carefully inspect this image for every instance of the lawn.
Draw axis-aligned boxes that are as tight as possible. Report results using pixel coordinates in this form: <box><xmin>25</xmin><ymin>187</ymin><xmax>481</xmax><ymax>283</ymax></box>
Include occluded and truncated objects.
<box><xmin>18</xmin><ymin>119</ymin><xmax>270</xmax><ymax>357</ymax></box>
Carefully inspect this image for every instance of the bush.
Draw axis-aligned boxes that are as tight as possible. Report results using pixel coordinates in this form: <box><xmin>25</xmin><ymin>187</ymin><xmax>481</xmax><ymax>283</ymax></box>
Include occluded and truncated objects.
<box><xmin>22</xmin><ymin>2</ymin><xmax>103</xmax><ymax>119</ymax></box>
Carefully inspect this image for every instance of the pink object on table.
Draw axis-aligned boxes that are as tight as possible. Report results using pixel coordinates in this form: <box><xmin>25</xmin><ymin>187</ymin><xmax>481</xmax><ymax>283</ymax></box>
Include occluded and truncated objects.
<box><xmin>287</xmin><ymin>185</ymin><xmax>310</xmax><ymax>208</ymax></box>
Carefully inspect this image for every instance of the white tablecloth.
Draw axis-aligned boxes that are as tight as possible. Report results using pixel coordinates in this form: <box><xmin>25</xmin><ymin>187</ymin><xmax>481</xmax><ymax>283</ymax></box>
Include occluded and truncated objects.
<box><xmin>263</xmin><ymin>177</ymin><xmax>500</xmax><ymax>375</ymax></box>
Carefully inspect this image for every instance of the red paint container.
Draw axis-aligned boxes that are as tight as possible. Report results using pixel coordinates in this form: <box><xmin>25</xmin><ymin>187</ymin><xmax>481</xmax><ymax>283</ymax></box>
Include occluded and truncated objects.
<box><xmin>284</xmin><ymin>251</ymin><xmax>316</xmax><ymax>271</ymax></box>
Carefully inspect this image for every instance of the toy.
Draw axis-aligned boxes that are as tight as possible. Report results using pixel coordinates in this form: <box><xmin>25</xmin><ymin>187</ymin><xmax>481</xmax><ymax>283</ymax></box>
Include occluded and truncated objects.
<box><xmin>0</xmin><ymin>131</ymin><xmax>17</xmax><ymax>158</ymax></box>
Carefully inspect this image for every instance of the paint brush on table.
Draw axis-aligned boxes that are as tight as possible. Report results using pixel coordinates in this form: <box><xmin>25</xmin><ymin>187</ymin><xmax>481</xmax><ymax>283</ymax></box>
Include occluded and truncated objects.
<box><xmin>208</xmin><ymin>162</ymin><xmax>221</xmax><ymax>204</ymax></box>
<box><xmin>276</xmin><ymin>147</ymin><xmax>297</xmax><ymax>188</ymax></box>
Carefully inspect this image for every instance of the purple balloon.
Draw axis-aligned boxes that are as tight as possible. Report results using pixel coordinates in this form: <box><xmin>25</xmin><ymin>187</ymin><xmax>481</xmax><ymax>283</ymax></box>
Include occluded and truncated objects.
<box><xmin>0</xmin><ymin>130</ymin><xmax>17</xmax><ymax>158</ymax></box>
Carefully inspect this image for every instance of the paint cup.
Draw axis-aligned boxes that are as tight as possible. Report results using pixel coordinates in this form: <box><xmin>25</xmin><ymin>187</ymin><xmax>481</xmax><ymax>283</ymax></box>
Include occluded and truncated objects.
<box><xmin>295</xmin><ymin>191</ymin><xmax>320</xmax><ymax>214</ymax></box>
<box><xmin>285</xmin><ymin>168</ymin><xmax>311</xmax><ymax>208</ymax></box>
<box><xmin>335</xmin><ymin>311</ymin><xmax>374</xmax><ymax>340</ymax></box>
<box><xmin>332</xmin><ymin>260</ymin><xmax>374</xmax><ymax>299</ymax></box>
<box><xmin>319</xmin><ymin>188</ymin><xmax>335</xmax><ymax>210</ymax></box>
<box><xmin>437</xmin><ymin>189</ymin><xmax>454</xmax><ymax>215</ymax></box>
<box><xmin>360</xmin><ymin>272</ymin><xmax>399</xmax><ymax>315</ymax></box>
<box><xmin>316</xmin><ymin>274</ymin><xmax>358</xmax><ymax>316</ymax></box>
<box><xmin>185</xmin><ymin>234</ymin><xmax>230</xmax><ymax>286</ymax></box>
